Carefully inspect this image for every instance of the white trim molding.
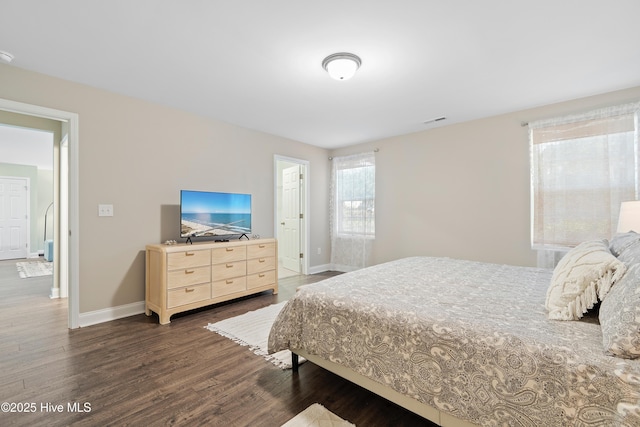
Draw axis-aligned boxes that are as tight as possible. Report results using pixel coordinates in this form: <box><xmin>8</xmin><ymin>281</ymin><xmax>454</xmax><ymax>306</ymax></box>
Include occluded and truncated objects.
<box><xmin>50</xmin><ymin>286</ymin><xmax>60</xmax><ymax>299</ymax></box>
<box><xmin>274</xmin><ymin>154</ymin><xmax>311</xmax><ymax>275</ymax></box>
<box><xmin>0</xmin><ymin>98</ymin><xmax>80</xmax><ymax>329</ymax></box>
<box><xmin>78</xmin><ymin>301</ymin><xmax>145</xmax><ymax>328</ymax></box>
<box><xmin>308</xmin><ymin>263</ymin><xmax>332</xmax><ymax>275</ymax></box>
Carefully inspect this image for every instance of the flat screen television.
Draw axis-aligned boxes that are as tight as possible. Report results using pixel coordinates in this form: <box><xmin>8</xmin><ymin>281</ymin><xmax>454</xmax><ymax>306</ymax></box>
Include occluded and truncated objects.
<box><xmin>180</xmin><ymin>190</ymin><xmax>252</xmax><ymax>241</ymax></box>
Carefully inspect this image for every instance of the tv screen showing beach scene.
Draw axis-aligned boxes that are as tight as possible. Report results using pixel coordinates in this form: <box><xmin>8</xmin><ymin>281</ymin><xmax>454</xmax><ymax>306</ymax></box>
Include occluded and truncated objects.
<box><xmin>180</xmin><ymin>190</ymin><xmax>252</xmax><ymax>239</ymax></box>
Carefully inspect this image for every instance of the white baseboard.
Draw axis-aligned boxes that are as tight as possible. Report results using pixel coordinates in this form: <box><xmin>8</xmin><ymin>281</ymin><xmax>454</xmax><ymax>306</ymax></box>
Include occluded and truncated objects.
<box><xmin>75</xmin><ymin>265</ymin><xmax>346</xmax><ymax>326</ymax></box>
<box><xmin>329</xmin><ymin>264</ymin><xmax>359</xmax><ymax>273</ymax></box>
<box><xmin>78</xmin><ymin>301</ymin><xmax>145</xmax><ymax>327</ymax></box>
<box><xmin>308</xmin><ymin>263</ymin><xmax>358</xmax><ymax>274</ymax></box>
<box><xmin>308</xmin><ymin>263</ymin><xmax>332</xmax><ymax>274</ymax></box>
<box><xmin>50</xmin><ymin>287</ymin><xmax>60</xmax><ymax>299</ymax></box>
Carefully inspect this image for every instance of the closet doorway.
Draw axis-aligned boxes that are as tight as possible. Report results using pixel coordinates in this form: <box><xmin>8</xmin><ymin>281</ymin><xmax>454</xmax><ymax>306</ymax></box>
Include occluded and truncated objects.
<box><xmin>274</xmin><ymin>155</ymin><xmax>309</xmax><ymax>277</ymax></box>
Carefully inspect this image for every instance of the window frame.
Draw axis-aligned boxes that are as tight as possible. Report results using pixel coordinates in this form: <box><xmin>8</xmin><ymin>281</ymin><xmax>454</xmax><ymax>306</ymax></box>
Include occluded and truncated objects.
<box><xmin>331</xmin><ymin>153</ymin><xmax>376</xmax><ymax>239</ymax></box>
<box><xmin>529</xmin><ymin>102</ymin><xmax>640</xmax><ymax>249</ymax></box>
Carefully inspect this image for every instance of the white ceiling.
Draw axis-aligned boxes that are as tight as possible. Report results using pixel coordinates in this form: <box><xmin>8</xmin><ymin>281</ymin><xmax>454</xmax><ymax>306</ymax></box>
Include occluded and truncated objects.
<box><xmin>0</xmin><ymin>125</ymin><xmax>53</xmax><ymax>170</ymax></box>
<box><xmin>1</xmin><ymin>0</ymin><xmax>639</xmax><ymax>149</ymax></box>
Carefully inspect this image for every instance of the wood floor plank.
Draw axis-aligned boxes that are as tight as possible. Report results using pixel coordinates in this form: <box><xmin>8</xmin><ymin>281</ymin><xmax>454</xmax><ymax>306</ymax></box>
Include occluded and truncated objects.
<box><xmin>0</xmin><ymin>259</ymin><xmax>434</xmax><ymax>426</ymax></box>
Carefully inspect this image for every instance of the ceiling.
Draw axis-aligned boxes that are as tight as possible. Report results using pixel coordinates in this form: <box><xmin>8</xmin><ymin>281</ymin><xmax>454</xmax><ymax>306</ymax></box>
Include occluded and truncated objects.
<box><xmin>1</xmin><ymin>0</ymin><xmax>639</xmax><ymax>149</ymax></box>
<box><xmin>0</xmin><ymin>125</ymin><xmax>53</xmax><ymax>170</ymax></box>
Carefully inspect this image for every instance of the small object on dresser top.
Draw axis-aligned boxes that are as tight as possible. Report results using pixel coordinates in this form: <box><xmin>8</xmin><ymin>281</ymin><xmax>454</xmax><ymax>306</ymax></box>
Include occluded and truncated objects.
<box><xmin>164</xmin><ymin>240</ymin><xmax>177</xmax><ymax>245</ymax></box>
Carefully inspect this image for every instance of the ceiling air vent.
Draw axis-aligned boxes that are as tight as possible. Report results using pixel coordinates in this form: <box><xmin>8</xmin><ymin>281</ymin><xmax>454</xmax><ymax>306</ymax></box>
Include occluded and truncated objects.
<box><xmin>423</xmin><ymin>116</ymin><xmax>447</xmax><ymax>125</ymax></box>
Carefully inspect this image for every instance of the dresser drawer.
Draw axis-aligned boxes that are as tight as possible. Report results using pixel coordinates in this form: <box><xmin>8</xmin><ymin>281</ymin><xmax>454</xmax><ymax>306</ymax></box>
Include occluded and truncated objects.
<box><xmin>247</xmin><ymin>270</ymin><xmax>276</xmax><ymax>290</ymax></box>
<box><xmin>247</xmin><ymin>242</ymin><xmax>275</xmax><ymax>259</ymax></box>
<box><xmin>212</xmin><ymin>245</ymin><xmax>246</xmax><ymax>263</ymax></box>
<box><xmin>167</xmin><ymin>250</ymin><xmax>210</xmax><ymax>269</ymax></box>
<box><xmin>146</xmin><ymin>239</ymin><xmax>277</xmax><ymax>325</ymax></box>
<box><xmin>167</xmin><ymin>283</ymin><xmax>210</xmax><ymax>308</ymax></box>
<box><xmin>212</xmin><ymin>276</ymin><xmax>246</xmax><ymax>296</ymax></box>
<box><xmin>211</xmin><ymin>260</ymin><xmax>246</xmax><ymax>281</ymax></box>
<box><xmin>247</xmin><ymin>256</ymin><xmax>275</xmax><ymax>274</ymax></box>
<box><xmin>167</xmin><ymin>265</ymin><xmax>210</xmax><ymax>289</ymax></box>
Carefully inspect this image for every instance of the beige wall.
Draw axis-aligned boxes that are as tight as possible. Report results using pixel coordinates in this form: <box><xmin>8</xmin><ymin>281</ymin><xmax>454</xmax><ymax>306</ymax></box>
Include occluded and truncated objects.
<box><xmin>3</xmin><ymin>60</ymin><xmax>639</xmax><ymax>316</ymax></box>
<box><xmin>330</xmin><ymin>85</ymin><xmax>640</xmax><ymax>267</ymax></box>
<box><xmin>0</xmin><ymin>63</ymin><xmax>330</xmax><ymax>314</ymax></box>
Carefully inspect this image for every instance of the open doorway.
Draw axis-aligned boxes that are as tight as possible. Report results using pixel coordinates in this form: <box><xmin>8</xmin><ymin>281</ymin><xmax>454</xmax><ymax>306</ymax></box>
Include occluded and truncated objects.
<box><xmin>0</xmin><ymin>123</ymin><xmax>54</xmax><ymax>282</ymax></box>
<box><xmin>274</xmin><ymin>155</ymin><xmax>309</xmax><ymax>277</ymax></box>
<box><xmin>0</xmin><ymin>98</ymin><xmax>79</xmax><ymax>329</ymax></box>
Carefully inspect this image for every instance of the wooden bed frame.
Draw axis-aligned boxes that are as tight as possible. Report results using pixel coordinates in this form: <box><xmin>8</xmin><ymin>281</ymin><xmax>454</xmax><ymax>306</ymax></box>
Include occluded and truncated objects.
<box><xmin>291</xmin><ymin>350</ymin><xmax>479</xmax><ymax>427</ymax></box>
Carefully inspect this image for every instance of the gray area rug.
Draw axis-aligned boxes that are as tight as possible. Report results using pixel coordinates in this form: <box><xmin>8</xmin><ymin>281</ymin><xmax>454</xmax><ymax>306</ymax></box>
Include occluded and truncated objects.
<box><xmin>16</xmin><ymin>261</ymin><xmax>53</xmax><ymax>278</ymax></box>
<box><xmin>205</xmin><ymin>301</ymin><xmax>304</xmax><ymax>369</ymax></box>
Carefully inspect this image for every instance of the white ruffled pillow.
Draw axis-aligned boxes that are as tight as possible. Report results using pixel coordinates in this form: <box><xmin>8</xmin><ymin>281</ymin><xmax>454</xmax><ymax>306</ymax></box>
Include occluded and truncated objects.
<box><xmin>545</xmin><ymin>239</ymin><xmax>627</xmax><ymax>321</ymax></box>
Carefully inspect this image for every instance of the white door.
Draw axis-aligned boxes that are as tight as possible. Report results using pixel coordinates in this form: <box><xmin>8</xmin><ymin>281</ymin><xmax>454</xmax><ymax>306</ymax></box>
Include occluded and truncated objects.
<box><xmin>282</xmin><ymin>165</ymin><xmax>301</xmax><ymax>272</ymax></box>
<box><xmin>0</xmin><ymin>177</ymin><xmax>28</xmax><ymax>260</ymax></box>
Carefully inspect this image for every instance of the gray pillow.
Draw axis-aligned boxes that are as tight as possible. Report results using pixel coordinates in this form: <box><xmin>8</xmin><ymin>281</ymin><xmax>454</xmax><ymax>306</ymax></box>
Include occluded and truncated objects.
<box><xmin>617</xmin><ymin>238</ymin><xmax>640</xmax><ymax>266</ymax></box>
<box><xmin>600</xmin><ymin>263</ymin><xmax>640</xmax><ymax>358</ymax></box>
<box><xmin>609</xmin><ymin>231</ymin><xmax>640</xmax><ymax>258</ymax></box>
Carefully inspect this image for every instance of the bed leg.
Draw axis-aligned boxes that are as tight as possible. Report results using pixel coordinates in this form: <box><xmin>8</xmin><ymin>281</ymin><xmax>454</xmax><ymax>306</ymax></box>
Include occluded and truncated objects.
<box><xmin>292</xmin><ymin>353</ymin><xmax>299</xmax><ymax>373</ymax></box>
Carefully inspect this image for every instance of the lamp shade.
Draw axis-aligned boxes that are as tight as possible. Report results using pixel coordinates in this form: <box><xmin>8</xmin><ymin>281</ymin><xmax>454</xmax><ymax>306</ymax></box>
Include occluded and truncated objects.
<box><xmin>617</xmin><ymin>201</ymin><xmax>640</xmax><ymax>233</ymax></box>
<box><xmin>322</xmin><ymin>53</ymin><xmax>361</xmax><ymax>81</ymax></box>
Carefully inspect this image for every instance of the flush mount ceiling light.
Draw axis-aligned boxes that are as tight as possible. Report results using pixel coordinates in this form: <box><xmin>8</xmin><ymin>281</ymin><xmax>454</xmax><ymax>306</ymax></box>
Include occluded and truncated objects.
<box><xmin>0</xmin><ymin>50</ymin><xmax>14</xmax><ymax>63</ymax></box>
<box><xmin>322</xmin><ymin>52</ymin><xmax>361</xmax><ymax>81</ymax></box>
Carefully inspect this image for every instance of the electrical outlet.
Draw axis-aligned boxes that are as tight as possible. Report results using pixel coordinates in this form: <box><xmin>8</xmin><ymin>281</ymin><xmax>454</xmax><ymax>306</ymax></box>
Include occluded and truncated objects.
<box><xmin>317</xmin><ymin>247</ymin><xmax>321</xmax><ymax>255</ymax></box>
<box><xmin>98</xmin><ymin>204</ymin><xmax>114</xmax><ymax>217</ymax></box>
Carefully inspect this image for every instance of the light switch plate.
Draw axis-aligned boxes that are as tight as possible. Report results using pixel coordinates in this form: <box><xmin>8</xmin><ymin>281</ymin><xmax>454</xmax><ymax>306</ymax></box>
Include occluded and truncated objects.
<box><xmin>98</xmin><ymin>204</ymin><xmax>114</xmax><ymax>217</ymax></box>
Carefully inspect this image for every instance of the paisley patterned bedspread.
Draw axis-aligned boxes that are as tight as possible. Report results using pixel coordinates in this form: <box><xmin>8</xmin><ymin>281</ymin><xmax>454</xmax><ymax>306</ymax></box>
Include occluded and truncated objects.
<box><xmin>268</xmin><ymin>257</ymin><xmax>640</xmax><ymax>426</ymax></box>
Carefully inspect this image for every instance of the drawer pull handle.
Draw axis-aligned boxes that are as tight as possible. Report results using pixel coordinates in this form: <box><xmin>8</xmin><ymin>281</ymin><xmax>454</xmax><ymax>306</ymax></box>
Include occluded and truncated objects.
<box><xmin>185</xmin><ymin>288</ymin><xmax>195</xmax><ymax>293</ymax></box>
<box><xmin>259</xmin><ymin>258</ymin><xmax>265</xmax><ymax>263</ymax></box>
<box><xmin>226</xmin><ymin>248</ymin><xmax>234</xmax><ymax>252</ymax></box>
<box><xmin>259</xmin><ymin>273</ymin><xmax>265</xmax><ymax>278</ymax></box>
<box><xmin>184</xmin><ymin>270</ymin><xmax>194</xmax><ymax>274</ymax></box>
<box><xmin>226</xmin><ymin>264</ymin><xmax>234</xmax><ymax>268</ymax></box>
<box><xmin>226</xmin><ymin>280</ymin><xmax>234</xmax><ymax>284</ymax></box>
<box><xmin>185</xmin><ymin>252</ymin><xmax>195</xmax><ymax>257</ymax></box>
<box><xmin>259</xmin><ymin>244</ymin><xmax>266</xmax><ymax>248</ymax></box>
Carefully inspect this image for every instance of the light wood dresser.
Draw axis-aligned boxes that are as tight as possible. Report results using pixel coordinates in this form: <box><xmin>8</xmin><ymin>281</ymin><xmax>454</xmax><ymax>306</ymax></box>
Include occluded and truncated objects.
<box><xmin>145</xmin><ymin>238</ymin><xmax>278</xmax><ymax>324</ymax></box>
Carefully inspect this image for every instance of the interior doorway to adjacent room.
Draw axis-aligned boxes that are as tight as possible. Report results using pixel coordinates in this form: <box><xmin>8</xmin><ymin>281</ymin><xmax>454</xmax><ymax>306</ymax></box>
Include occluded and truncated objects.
<box><xmin>274</xmin><ymin>156</ymin><xmax>309</xmax><ymax>278</ymax></box>
<box><xmin>0</xmin><ymin>98</ymin><xmax>79</xmax><ymax>329</ymax></box>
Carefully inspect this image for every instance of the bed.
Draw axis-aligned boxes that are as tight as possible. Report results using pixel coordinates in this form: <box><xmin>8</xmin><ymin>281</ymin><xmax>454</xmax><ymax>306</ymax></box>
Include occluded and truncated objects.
<box><xmin>268</xmin><ymin>234</ymin><xmax>640</xmax><ymax>426</ymax></box>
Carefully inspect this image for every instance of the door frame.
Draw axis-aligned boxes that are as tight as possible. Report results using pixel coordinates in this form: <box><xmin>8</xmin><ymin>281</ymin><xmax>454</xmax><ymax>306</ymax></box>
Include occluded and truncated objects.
<box><xmin>0</xmin><ymin>98</ymin><xmax>80</xmax><ymax>329</ymax></box>
<box><xmin>274</xmin><ymin>155</ymin><xmax>309</xmax><ymax>275</ymax></box>
<box><xmin>280</xmin><ymin>163</ymin><xmax>302</xmax><ymax>273</ymax></box>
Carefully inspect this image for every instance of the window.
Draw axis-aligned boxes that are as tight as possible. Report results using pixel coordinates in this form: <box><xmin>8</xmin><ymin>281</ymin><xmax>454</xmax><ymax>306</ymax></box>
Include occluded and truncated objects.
<box><xmin>529</xmin><ymin>102</ymin><xmax>640</xmax><ymax>249</ymax></box>
<box><xmin>329</xmin><ymin>152</ymin><xmax>376</xmax><ymax>270</ymax></box>
<box><xmin>334</xmin><ymin>156</ymin><xmax>375</xmax><ymax>236</ymax></box>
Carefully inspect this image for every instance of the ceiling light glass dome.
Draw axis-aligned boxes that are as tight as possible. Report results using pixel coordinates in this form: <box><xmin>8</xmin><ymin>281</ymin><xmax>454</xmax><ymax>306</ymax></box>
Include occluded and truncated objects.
<box><xmin>322</xmin><ymin>53</ymin><xmax>361</xmax><ymax>81</ymax></box>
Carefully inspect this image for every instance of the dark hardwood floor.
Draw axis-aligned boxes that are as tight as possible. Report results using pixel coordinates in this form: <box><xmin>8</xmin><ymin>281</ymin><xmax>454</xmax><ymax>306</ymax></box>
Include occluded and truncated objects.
<box><xmin>0</xmin><ymin>259</ymin><xmax>435</xmax><ymax>426</ymax></box>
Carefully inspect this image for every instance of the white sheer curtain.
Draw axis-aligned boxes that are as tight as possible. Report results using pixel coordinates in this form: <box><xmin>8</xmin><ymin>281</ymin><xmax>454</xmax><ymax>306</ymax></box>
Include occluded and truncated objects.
<box><xmin>330</xmin><ymin>151</ymin><xmax>376</xmax><ymax>272</ymax></box>
<box><xmin>529</xmin><ymin>101</ymin><xmax>640</xmax><ymax>267</ymax></box>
